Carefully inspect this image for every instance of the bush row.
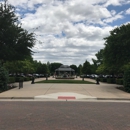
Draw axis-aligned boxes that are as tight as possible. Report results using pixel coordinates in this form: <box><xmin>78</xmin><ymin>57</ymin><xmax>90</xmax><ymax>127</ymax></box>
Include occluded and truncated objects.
<box><xmin>8</xmin><ymin>77</ymin><xmax>33</xmax><ymax>83</ymax></box>
<box><xmin>99</xmin><ymin>78</ymin><xmax>123</xmax><ymax>85</ymax></box>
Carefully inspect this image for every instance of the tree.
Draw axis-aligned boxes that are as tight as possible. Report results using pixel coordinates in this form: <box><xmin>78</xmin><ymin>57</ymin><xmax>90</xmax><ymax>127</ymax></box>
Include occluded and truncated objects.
<box><xmin>36</xmin><ymin>62</ymin><xmax>45</xmax><ymax>74</ymax></box>
<box><xmin>50</xmin><ymin>63</ymin><xmax>62</xmax><ymax>74</ymax></box>
<box><xmin>92</xmin><ymin>49</ymin><xmax>104</xmax><ymax>74</ymax></box>
<box><xmin>90</xmin><ymin>64</ymin><xmax>97</xmax><ymax>74</ymax></box>
<box><xmin>77</xmin><ymin>64</ymin><xmax>82</xmax><ymax>75</ymax></box>
<box><xmin>4</xmin><ymin>55</ymin><xmax>35</xmax><ymax>74</ymax></box>
<box><xmin>92</xmin><ymin>49</ymin><xmax>104</xmax><ymax>66</ymax></box>
<box><xmin>82</xmin><ymin>60</ymin><xmax>92</xmax><ymax>74</ymax></box>
<box><xmin>96</xmin><ymin>64</ymin><xmax>106</xmax><ymax>74</ymax></box>
<box><xmin>0</xmin><ymin>0</ymin><xmax>35</xmax><ymax>62</ymax></box>
<box><xmin>32</xmin><ymin>61</ymin><xmax>49</xmax><ymax>74</ymax></box>
<box><xmin>70</xmin><ymin>64</ymin><xmax>78</xmax><ymax>74</ymax></box>
<box><xmin>103</xmin><ymin>24</ymin><xmax>130</xmax><ymax>74</ymax></box>
<box><xmin>47</xmin><ymin>61</ymin><xmax>51</xmax><ymax>74</ymax></box>
<box><xmin>42</xmin><ymin>64</ymin><xmax>49</xmax><ymax>74</ymax></box>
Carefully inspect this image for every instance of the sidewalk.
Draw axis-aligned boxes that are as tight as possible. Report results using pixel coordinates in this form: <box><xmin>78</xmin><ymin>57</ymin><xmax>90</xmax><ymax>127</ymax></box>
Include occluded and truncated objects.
<box><xmin>0</xmin><ymin>77</ymin><xmax>130</xmax><ymax>100</ymax></box>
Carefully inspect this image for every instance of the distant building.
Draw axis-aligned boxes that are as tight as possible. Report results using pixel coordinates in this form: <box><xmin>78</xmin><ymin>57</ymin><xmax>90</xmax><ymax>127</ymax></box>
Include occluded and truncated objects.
<box><xmin>55</xmin><ymin>65</ymin><xmax>75</xmax><ymax>77</ymax></box>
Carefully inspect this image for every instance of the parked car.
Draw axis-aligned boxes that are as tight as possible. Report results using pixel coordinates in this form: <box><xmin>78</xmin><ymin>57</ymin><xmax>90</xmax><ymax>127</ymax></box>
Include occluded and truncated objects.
<box><xmin>80</xmin><ymin>74</ymin><xmax>86</xmax><ymax>78</ymax></box>
<box><xmin>33</xmin><ymin>74</ymin><xmax>40</xmax><ymax>78</ymax></box>
<box><xmin>27</xmin><ymin>74</ymin><xmax>33</xmax><ymax>77</ymax></box>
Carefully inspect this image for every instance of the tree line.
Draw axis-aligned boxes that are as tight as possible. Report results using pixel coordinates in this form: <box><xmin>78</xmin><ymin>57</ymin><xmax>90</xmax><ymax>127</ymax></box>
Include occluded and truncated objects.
<box><xmin>93</xmin><ymin>23</ymin><xmax>130</xmax><ymax>76</ymax></box>
<box><xmin>1</xmin><ymin>0</ymin><xmax>130</xmax><ymax>79</ymax></box>
<box><xmin>0</xmin><ymin>0</ymin><xmax>96</xmax><ymax>77</ymax></box>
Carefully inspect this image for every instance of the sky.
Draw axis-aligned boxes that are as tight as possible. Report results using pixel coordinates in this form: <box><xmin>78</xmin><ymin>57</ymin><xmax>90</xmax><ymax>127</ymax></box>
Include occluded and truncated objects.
<box><xmin>3</xmin><ymin>0</ymin><xmax>130</xmax><ymax>66</ymax></box>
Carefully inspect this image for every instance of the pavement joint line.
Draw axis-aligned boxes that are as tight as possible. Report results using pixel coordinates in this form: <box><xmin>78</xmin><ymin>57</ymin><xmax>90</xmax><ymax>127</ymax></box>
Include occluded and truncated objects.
<box><xmin>43</xmin><ymin>84</ymin><xmax>54</xmax><ymax>95</ymax></box>
<box><xmin>79</xmin><ymin>84</ymin><xmax>93</xmax><ymax>96</ymax></box>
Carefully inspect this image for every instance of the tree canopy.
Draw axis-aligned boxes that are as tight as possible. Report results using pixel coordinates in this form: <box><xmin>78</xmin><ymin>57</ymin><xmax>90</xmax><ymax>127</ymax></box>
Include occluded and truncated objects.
<box><xmin>82</xmin><ymin>60</ymin><xmax>92</xmax><ymax>74</ymax></box>
<box><xmin>103</xmin><ymin>23</ymin><xmax>130</xmax><ymax>74</ymax></box>
<box><xmin>70</xmin><ymin>64</ymin><xmax>78</xmax><ymax>73</ymax></box>
<box><xmin>50</xmin><ymin>63</ymin><xmax>62</xmax><ymax>74</ymax></box>
<box><xmin>0</xmin><ymin>0</ymin><xmax>35</xmax><ymax>62</ymax></box>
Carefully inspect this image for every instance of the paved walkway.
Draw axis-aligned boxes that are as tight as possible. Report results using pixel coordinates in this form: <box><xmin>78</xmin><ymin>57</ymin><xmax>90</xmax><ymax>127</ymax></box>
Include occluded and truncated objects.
<box><xmin>0</xmin><ymin>77</ymin><xmax>130</xmax><ymax>101</ymax></box>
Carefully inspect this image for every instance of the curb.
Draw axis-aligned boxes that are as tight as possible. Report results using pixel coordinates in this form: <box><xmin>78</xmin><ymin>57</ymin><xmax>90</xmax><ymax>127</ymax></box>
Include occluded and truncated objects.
<box><xmin>0</xmin><ymin>97</ymin><xmax>130</xmax><ymax>101</ymax></box>
<box><xmin>0</xmin><ymin>97</ymin><xmax>34</xmax><ymax>99</ymax></box>
<box><xmin>97</xmin><ymin>98</ymin><xmax>130</xmax><ymax>101</ymax></box>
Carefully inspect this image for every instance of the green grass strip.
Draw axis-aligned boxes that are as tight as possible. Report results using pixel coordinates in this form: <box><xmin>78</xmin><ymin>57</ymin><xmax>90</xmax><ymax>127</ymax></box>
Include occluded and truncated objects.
<box><xmin>35</xmin><ymin>80</ymin><xmax>95</xmax><ymax>84</ymax></box>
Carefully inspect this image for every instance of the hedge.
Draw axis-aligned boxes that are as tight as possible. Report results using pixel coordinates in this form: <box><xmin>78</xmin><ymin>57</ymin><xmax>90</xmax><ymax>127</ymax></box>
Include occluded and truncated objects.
<box><xmin>107</xmin><ymin>78</ymin><xmax>116</xmax><ymax>84</ymax></box>
<box><xmin>24</xmin><ymin>77</ymin><xmax>31</xmax><ymax>81</ymax></box>
<box><xmin>116</xmin><ymin>79</ymin><xmax>123</xmax><ymax>85</ymax></box>
<box><xmin>15</xmin><ymin>77</ymin><xmax>24</xmax><ymax>82</ymax></box>
<box><xmin>123</xmin><ymin>70</ymin><xmax>130</xmax><ymax>92</ymax></box>
<box><xmin>99</xmin><ymin>78</ymin><xmax>107</xmax><ymax>82</ymax></box>
<box><xmin>8</xmin><ymin>77</ymin><xmax>15</xmax><ymax>83</ymax></box>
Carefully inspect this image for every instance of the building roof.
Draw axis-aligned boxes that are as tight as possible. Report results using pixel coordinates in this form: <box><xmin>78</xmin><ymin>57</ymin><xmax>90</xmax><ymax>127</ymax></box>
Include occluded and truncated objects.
<box><xmin>55</xmin><ymin>65</ymin><xmax>75</xmax><ymax>71</ymax></box>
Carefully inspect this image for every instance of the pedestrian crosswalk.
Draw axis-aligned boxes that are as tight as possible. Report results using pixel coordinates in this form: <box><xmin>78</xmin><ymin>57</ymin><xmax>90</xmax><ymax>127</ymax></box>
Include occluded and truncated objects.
<box><xmin>34</xmin><ymin>92</ymin><xmax>97</xmax><ymax>100</ymax></box>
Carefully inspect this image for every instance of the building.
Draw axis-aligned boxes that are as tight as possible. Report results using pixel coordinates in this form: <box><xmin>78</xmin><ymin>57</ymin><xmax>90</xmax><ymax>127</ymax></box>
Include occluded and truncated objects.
<box><xmin>55</xmin><ymin>65</ymin><xmax>75</xmax><ymax>77</ymax></box>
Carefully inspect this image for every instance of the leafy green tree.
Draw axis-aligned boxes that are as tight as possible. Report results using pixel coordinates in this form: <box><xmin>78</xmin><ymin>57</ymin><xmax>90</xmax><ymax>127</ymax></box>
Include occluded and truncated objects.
<box><xmin>42</xmin><ymin>64</ymin><xmax>49</xmax><ymax>74</ymax></box>
<box><xmin>103</xmin><ymin>23</ymin><xmax>130</xmax><ymax>74</ymax></box>
<box><xmin>0</xmin><ymin>0</ymin><xmax>35</xmax><ymax>62</ymax></box>
<box><xmin>92</xmin><ymin>49</ymin><xmax>104</xmax><ymax>66</ymax></box>
<box><xmin>47</xmin><ymin>61</ymin><xmax>51</xmax><ymax>74</ymax></box>
<box><xmin>34</xmin><ymin>61</ymin><xmax>43</xmax><ymax>74</ymax></box>
<box><xmin>96</xmin><ymin>64</ymin><xmax>106</xmax><ymax>74</ymax></box>
<box><xmin>20</xmin><ymin>60</ymin><xmax>35</xmax><ymax>74</ymax></box>
<box><xmin>121</xmin><ymin>62</ymin><xmax>130</xmax><ymax>72</ymax></box>
<box><xmin>77</xmin><ymin>64</ymin><xmax>82</xmax><ymax>75</ymax></box>
<box><xmin>70</xmin><ymin>64</ymin><xmax>78</xmax><ymax>74</ymax></box>
<box><xmin>4</xmin><ymin>56</ymin><xmax>35</xmax><ymax>74</ymax></box>
<box><xmin>82</xmin><ymin>60</ymin><xmax>92</xmax><ymax>74</ymax></box>
<box><xmin>50</xmin><ymin>63</ymin><xmax>62</xmax><ymax>74</ymax></box>
<box><xmin>32</xmin><ymin>61</ymin><xmax>49</xmax><ymax>74</ymax></box>
<box><xmin>92</xmin><ymin>49</ymin><xmax>105</xmax><ymax>74</ymax></box>
<box><xmin>4</xmin><ymin>61</ymin><xmax>16</xmax><ymax>73</ymax></box>
<box><xmin>90</xmin><ymin>64</ymin><xmax>97</xmax><ymax>74</ymax></box>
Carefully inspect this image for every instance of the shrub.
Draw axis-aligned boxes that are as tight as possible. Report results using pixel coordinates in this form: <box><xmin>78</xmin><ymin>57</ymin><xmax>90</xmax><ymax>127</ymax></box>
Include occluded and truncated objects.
<box><xmin>99</xmin><ymin>78</ymin><xmax>107</xmax><ymax>82</ymax></box>
<box><xmin>15</xmin><ymin>77</ymin><xmax>24</xmax><ymax>82</ymax></box>
<box><xmin>107</xmin><ymin>78</ymin><xmax>116</xmax><ymax>84</ymax></box>
<box><xmin>123</xmin><ymin>70</ymin><xmax>130</xmax><ymax>92</ymax></box>
<box><xmin>19</xmin><ymin>77</ymin><xmax>24</xmax><ymax>82</ymax></box>
<box><xmin>0</xmin><ymin>63</ymin><xmax>9</xmax><ymax>90</ymax></box>
<box><xmin>8</xmin><ymin>77</ymin><xmax>15</xmax><ymax>83</ymax></box>
<box><xmin>24</xmin><ymin>77</ymin><xmax>30</xmax><ymax>81</ymax></box>
<box><xmin>116</xmin><ymin>79</ymin><xmax>123</xmax><ymax>85</ymax></box>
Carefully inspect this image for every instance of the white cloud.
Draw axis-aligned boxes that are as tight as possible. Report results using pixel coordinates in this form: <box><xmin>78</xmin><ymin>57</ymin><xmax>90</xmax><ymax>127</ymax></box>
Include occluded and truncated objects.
<box><xmin>3</xmin><ymin>0</ymin><xmax>128</xmax><ymax>66</ymax></box>
<box><xmin>126</xmin><ymin>8</ymin><xmax>130</xmax><ymax>14</ymax></box>
<box><xmin>103</xmin><ymin>11</ymin><xmax>124</xmax><ymax>23</ymax></box>
<box><xmin>103</xmin><ymin>0</ymin><xmax>127</xmax><ymax>7</ymax></box>
<box><xmin>111</xmin><ymin>10</ymin><xmax>116</xmax><ymax>16</ymax></box>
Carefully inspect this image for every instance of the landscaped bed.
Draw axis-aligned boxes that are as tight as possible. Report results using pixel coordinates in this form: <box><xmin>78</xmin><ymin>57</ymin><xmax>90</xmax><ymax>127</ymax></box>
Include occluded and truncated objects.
<box><xmin>0</xmin><ymin>85</ymin><xmax>17</xmax><ymax>93</ymax></box>
<box><xmin>35</xmin><ymin>80</ymin><xmax>95</xmax><ymax>84</ymax></box>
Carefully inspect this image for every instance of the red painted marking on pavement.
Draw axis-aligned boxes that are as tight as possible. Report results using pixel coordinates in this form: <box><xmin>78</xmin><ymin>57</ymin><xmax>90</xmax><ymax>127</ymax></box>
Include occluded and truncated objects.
<box><xmin>58</xmin><ymin>96</ymin><xmax>76</xmax><ymax>99</ymax></box>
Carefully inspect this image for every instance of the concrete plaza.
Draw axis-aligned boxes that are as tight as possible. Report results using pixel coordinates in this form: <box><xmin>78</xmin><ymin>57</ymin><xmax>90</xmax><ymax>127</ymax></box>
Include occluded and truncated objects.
<box><xmin>0</xmin><ymin>77</ymin><xmax>130</xmax><ymax>101</ymax></box>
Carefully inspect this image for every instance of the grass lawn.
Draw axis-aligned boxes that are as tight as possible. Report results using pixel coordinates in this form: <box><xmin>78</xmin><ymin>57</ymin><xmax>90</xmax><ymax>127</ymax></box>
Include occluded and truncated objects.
<box><xmin>35</xmin><ymin>79</ymin><xmax>95</xmax><ymax>84</ymax></box>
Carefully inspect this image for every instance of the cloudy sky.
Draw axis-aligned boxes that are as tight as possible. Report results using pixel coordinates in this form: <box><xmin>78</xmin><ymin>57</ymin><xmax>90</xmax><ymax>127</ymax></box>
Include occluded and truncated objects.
<box><xmin>4</xmin><ymin>0</ymin><xmax>130</xmax><ymax>66</ymax></box>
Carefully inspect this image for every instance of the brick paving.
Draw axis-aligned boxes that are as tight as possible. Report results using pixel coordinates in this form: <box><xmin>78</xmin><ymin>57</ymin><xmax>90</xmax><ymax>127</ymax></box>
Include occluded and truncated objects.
<box><xmin>0</xmin><ymin>102</ymin><xmax>130</xmax><ymax>130</ymax></box>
